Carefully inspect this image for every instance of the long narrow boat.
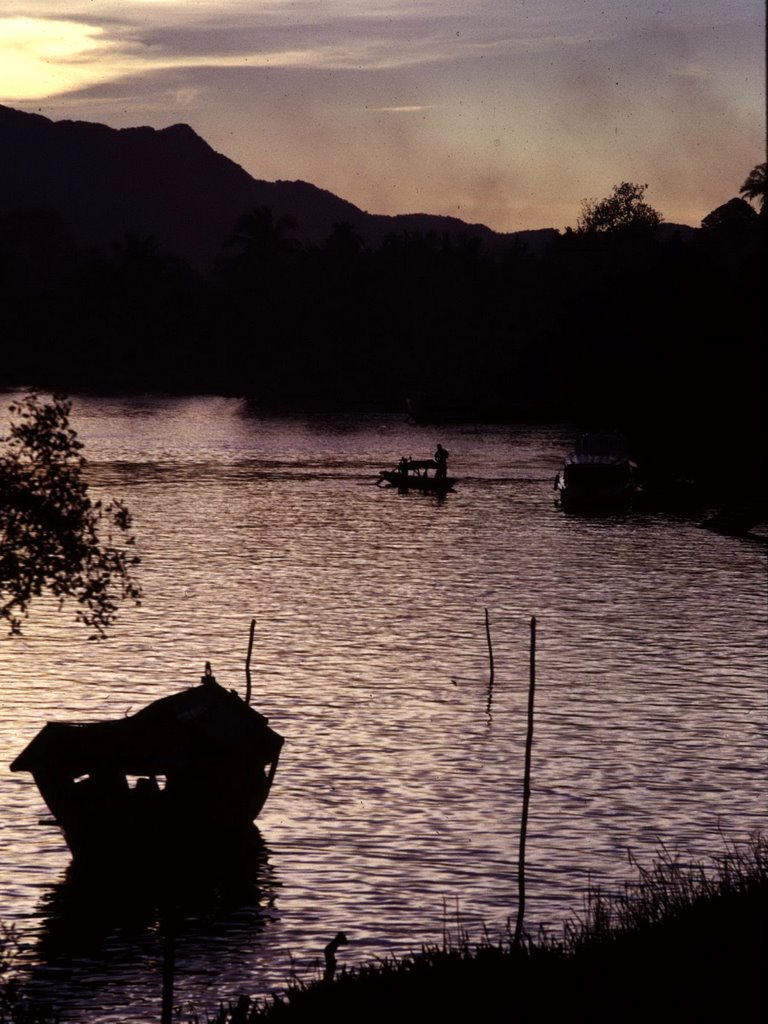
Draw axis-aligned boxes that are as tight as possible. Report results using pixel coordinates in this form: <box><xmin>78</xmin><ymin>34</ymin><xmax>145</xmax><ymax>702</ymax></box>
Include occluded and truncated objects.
<box><xmin>376</xmin><ymin>458</ymin><xmax>456</xmax><ymax>493</ymax></box>
<box><xmin>10</xmin><ymin>668</ymin><xmax>283</xmax><ymax>866</ymax></box>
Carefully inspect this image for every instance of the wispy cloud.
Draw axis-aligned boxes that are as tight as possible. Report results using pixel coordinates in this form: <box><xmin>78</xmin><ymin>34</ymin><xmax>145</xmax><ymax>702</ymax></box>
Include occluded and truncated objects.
<box><xmin>0</xmin><ymin>18</ymin><xmax>123</xmax><ymax>99</ymax></box>
<box><xmin>1</xmin><ymin>2</ymin><xmax>611</xmax><ymax>103</ymax></box>
<box><xmin>366</xmin><ymin>105</ymin><xmax>436</xmax><ymax>113</ymax></box>
<box><xmin>0</xmin><ymin>11</ymin><xmax>504</xmax><ymax>100</ymax></box>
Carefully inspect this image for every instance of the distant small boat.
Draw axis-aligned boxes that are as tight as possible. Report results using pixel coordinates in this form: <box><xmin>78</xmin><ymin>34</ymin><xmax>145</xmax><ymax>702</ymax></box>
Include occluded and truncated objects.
<box><xmin>10</xmin><ymin>669</ymin><xmax>283</xmax><ymax>865</ymax></box>
<box><xmin>555</xmin><ymin>433</ymin><xmax>638</xmax><ymax>511</ymax></box>
<box><xmin>376</xmin><ymin>458</ymin><xmax>456</xmax><ymax>493</ymax></box>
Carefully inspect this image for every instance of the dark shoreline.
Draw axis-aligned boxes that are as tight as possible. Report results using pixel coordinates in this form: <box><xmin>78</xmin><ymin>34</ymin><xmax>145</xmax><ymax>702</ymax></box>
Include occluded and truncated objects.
<box><xmin>4</xmin><ymin>835</ymin><xmax>764</xmax><ymax>1024</ymax></box>
<box><xmin>212</xmin><ymin>836</ymin><xmax>767</xmax><ymax>1024</ymax></box>
<box><xmin>3</xmin><ymin>386</ymin><xmax>764</xmax><ymax>521</ymax></box>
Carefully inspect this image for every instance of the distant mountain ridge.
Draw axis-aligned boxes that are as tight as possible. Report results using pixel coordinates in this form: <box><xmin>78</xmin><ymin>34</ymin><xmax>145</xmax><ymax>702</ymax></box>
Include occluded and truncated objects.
<box><xmin>0</xmin><ymin>104</ymin><xmax>559</xmax><ymax>268</ymax></box>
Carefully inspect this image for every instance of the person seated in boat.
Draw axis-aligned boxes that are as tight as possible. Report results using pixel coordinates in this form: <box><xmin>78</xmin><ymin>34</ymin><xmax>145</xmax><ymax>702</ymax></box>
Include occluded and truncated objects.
<box><xmin>434</xmin><ymin>443</ymin><xmax>449</xmax><ymax>479</ymax></box>
<box><xmin>398</xmin><ymin>455</ymin><xmax>411</xmax><ymax>476</ymax></box>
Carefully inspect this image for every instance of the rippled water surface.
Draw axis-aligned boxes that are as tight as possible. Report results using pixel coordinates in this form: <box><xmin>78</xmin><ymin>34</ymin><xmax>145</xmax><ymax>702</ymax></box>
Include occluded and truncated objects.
<box><xmin>0</xmin><ymin>394</ymin><xmax>766</xmax><ymax>1022</ymax></box>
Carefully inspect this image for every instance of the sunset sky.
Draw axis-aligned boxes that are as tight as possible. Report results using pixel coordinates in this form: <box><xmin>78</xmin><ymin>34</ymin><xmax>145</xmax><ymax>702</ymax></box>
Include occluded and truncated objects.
<box><xmin>1</xmin><ymin>1</ymin><xmax>764</xmax><ymax>233</ymax></box>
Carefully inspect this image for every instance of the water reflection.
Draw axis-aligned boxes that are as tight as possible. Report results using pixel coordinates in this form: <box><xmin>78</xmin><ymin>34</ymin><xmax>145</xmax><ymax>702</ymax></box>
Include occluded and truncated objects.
<box><xmin>27</xmin><ymin>828</ymin><xmax>279</xmax><ymax>1021</ymax></box>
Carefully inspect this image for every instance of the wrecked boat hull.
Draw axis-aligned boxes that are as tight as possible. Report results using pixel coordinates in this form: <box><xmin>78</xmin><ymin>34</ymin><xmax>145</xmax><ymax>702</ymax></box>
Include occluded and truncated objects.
<box><xmin>11</xmin><ymin>678</ymin><xmax>283</xmax><ymax>865</ymax></box>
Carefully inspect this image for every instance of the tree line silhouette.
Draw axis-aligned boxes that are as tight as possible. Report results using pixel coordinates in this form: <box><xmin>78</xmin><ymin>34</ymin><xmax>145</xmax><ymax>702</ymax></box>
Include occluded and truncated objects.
<box><xmin>0</xmin><ymin>171</ymin><xmax>764</xmax><ymax>494</ymax></box>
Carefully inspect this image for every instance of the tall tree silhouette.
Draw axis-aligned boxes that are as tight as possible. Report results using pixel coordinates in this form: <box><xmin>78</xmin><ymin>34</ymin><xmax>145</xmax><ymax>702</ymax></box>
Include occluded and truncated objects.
<box><xmin>576</xmin><ymin>182</ymin><xmax>662</xmax><ymax>234</ymax></box>
<box><xmin>700</xmin><ymin>197</ymin><xmax>759</xmax><ymax>250</ymax></box>
<box><xmin>739</xmin><ymin>163</ymin><xmax>767</xmax><ymax>214</ymax></box>
<box><xmin>0</xmin><ymin>392</ymin><xmax>141</xmax><ymax>636</ymax></box>
<box><xmin>225</xmin><ymin>207</ymin><xmax>298</xmax><ymax>273</ymax></box>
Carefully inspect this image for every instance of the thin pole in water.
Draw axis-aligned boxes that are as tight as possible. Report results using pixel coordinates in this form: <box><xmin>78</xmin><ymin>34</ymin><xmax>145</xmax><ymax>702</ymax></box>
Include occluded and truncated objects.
<box><xmin>514</xmin><ymin>615</ymin><xmax>537</xmax><ymax>947</ymax></box>
<box><xmin>485</xmin><ymin>607</ymin><xmax>495</xmax><ymax>685</ymax></box>
<box><xmin>245</xmin><ymin>618</ymin><xmax>255</xmax><ymax>705</ymax></box>
<box><xmin>485</xmin><ymin>607</ymin><xmax>495</xmax><ymax>717</ymax></box>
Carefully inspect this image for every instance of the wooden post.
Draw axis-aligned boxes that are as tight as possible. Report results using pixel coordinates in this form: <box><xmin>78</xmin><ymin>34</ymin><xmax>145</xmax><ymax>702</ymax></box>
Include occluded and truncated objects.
<box><xmin>485</xmin><ymin>607</ymin><xmax>495</xmax><ymax>685</ymax></box>
<box><xmin>514</xmin><ymin>615</ymin><xmax>537</xmax><ymax>947</ymax></box>
<box><xmin>245</xmin><ymin>618</ymin><xmax>255</xmax><ymax>705</ymax></box>
<box><xmin>485</xmin><ymin>608</ymin><xmax>495</xmax><ymax>717</ymax></box>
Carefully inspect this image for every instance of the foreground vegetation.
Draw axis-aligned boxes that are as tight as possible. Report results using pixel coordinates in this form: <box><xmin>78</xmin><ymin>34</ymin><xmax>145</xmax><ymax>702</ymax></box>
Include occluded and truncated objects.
<box><xmin>1</xmin><ymin>835</ymin><xmax>764</xmax><ymax>1022</ymax></box>
<box><xmin>209</xmin><ymin>835</ymin><xmax>766</xmax><ymax>1024</ymax></box>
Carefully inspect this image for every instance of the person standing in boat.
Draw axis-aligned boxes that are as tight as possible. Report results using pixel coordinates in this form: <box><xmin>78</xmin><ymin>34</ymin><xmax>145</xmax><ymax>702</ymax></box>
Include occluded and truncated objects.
<box><xmin>434</xmin><ymin>443</ymin><xmax>449</xmax><ymax>480</ymax></box>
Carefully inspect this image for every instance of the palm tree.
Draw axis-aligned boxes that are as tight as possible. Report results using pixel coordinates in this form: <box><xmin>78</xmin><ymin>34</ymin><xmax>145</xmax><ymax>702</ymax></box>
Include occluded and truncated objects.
<box><xmin>739</xmin><ymin>163</ymin><xmax>767</xmax><ymax>213</ymax></box>
<box><xmin>227</xmin><ymin>207</ymin><xmax>297</xmax><ymax>263</ymax></box>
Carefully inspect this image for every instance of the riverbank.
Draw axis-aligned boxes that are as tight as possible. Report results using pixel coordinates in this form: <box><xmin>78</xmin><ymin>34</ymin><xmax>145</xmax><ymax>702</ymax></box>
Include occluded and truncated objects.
<box><xmin>1</xmin><ymin>837</ymin><xmax>764</xmax><ymax>1023</ymax></box>
<box><xmin>210</xmin><ymin>835</ymin><xmax>766</xmax><ymax>1024</ymax></box>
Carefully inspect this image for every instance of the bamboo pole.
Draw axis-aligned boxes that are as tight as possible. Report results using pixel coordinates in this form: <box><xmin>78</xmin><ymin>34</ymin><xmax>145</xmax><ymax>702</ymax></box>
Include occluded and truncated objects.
<box><xmin>514</xmin><ymin>615</ymin><xmax>537</xmax><ymax>946</ymax></box>
<box><xmin>245</xmin><ymin>618</ymin><xmax>255</xmax><ymax>705</ymax></box>
<box><xmin>485</xmin><ymin>607</ymin><xmax>495</xmax><ymax>718</ymax></box>
<box><xmin>485</xmin><ymin>607</ymin><xmax>495</xmax><ymax>685</ymax></box>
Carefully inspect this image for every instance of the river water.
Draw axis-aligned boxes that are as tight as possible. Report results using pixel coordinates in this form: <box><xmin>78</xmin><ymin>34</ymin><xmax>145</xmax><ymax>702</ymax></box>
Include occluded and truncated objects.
<box><xmin>0</xmin><ymin>394</ymin><xmax>765</xmax><ymax>1022</ymax></box>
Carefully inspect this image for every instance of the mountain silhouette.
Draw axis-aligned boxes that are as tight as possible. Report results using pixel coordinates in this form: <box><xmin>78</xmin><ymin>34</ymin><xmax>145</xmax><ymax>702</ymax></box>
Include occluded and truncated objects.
<box><xmin>0</xmin><ymin>104</ymin><xmax>558</xmax><ymax>268</ymax></box>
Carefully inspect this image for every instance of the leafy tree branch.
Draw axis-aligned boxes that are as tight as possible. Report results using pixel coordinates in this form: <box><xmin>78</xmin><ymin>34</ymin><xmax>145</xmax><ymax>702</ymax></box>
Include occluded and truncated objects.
<box><xmin>739</xmin><ymin>162</ymin><xmax>767</xmax><ymax>213</ymax></box>
<box><xmin>0</xmin><ymin>392</ymin><xmax>142</xmax><ymax>637</ymax></box>
<box><xmin>576</xmin><ymin>181</ymin><xmax>662</xmax><ymax>234</ymax></box>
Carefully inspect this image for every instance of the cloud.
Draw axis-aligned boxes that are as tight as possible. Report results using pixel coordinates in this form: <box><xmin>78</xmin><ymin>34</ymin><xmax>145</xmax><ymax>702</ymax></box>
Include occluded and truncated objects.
<box><xmin>0</xmin><ymin>18</ymin><xmax>117</xmax><ymax>99</ymax></box>
<box><xmin>0</xmin><ymin>11</ymin><xmax>483</xmax><ymax>102</ymax></box>
<box><xmin>1</xmin><ymin>1</ymin><xmax>605</xmax><ymax>103</ymax></box>
<box><xmin>366</xmin><ymin>106</ymin><xmax>437</xmax><ymax>113</ymax></box>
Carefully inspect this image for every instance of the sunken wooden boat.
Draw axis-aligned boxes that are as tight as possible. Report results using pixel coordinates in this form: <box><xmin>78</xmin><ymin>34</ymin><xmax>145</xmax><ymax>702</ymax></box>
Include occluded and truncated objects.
<box><xmin>10</xmin><ymin>669</ymin><xmax>283</xmax><ymax>865</ymax></box>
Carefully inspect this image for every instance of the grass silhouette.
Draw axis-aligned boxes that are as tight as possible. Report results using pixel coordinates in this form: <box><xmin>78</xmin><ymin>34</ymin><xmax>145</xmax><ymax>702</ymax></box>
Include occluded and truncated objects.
<box><xmin>1</xmin><ymin>835</ymin><xmax>764</xmax><ymax>1022</ymax></box>
<box><xmin>207</xmin><ymin>833</ymin><xmax>766</xmax><ymax>1023</ymax></box>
